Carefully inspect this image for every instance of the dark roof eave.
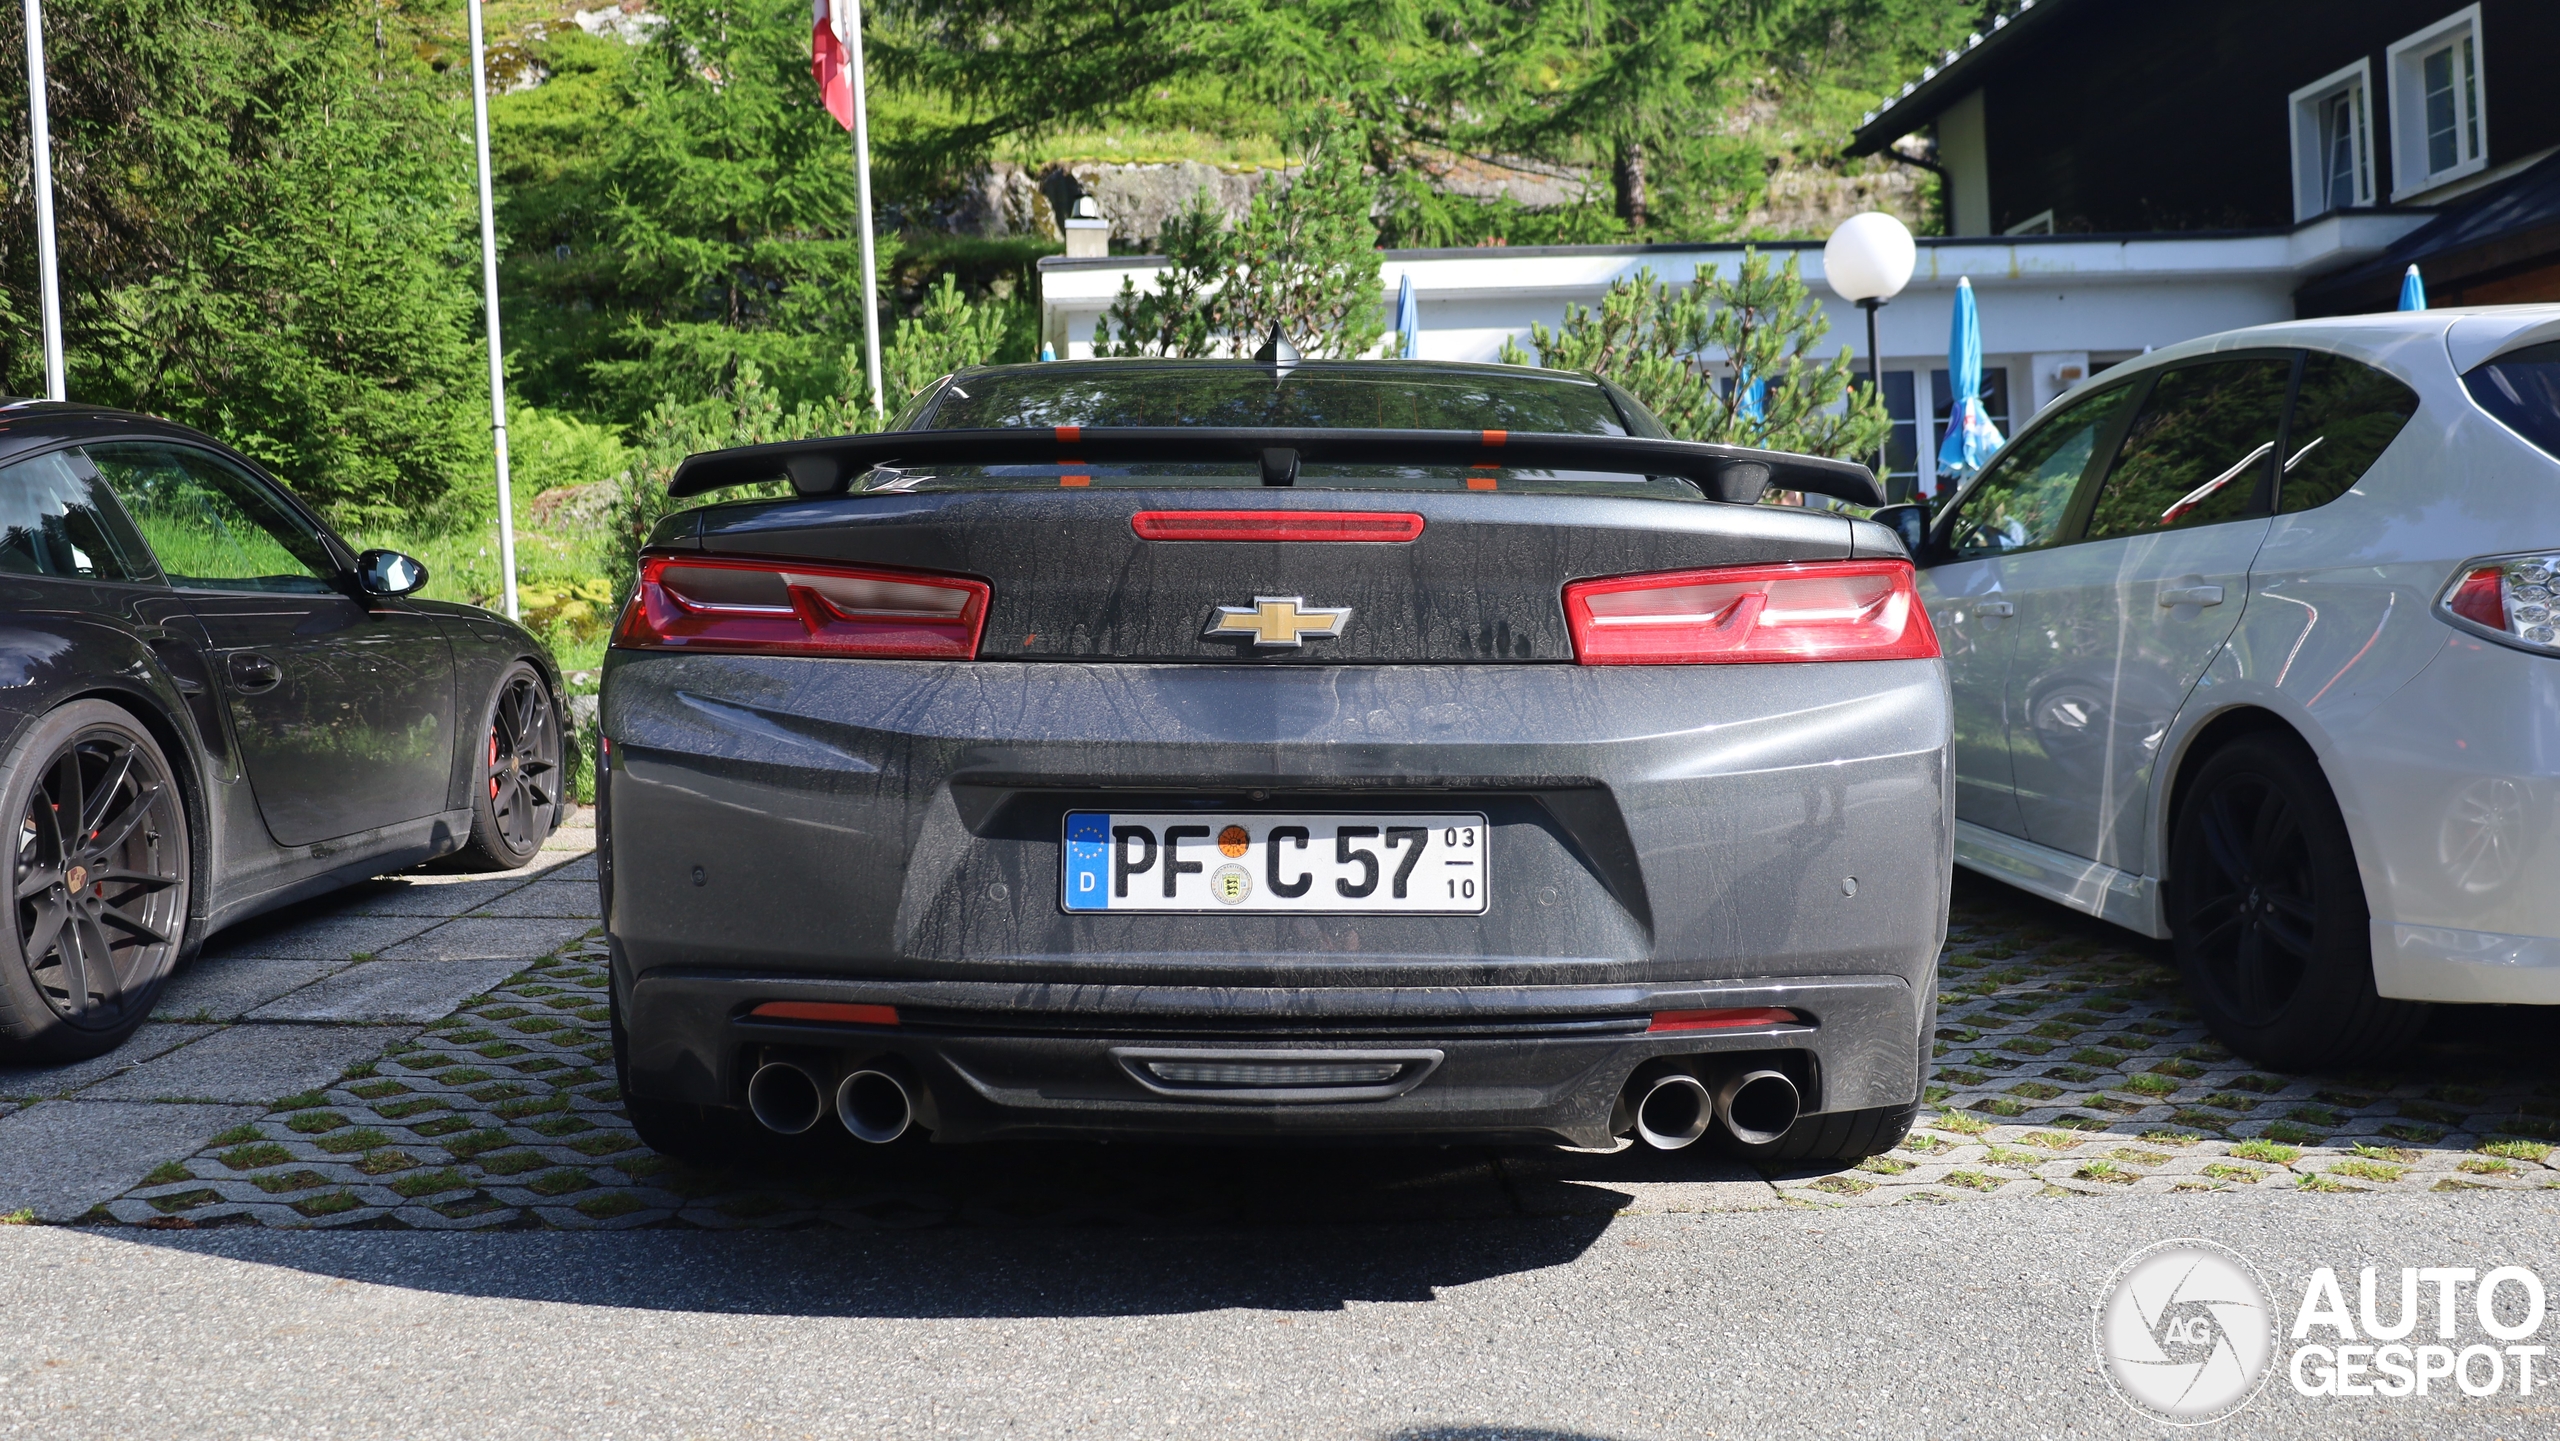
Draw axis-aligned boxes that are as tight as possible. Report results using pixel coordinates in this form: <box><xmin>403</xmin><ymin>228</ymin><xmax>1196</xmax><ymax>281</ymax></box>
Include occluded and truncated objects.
<box><xmin>1844</xmin><ymin>0</ymin><xmax>2084</xmax><ymax>157</ymax></box>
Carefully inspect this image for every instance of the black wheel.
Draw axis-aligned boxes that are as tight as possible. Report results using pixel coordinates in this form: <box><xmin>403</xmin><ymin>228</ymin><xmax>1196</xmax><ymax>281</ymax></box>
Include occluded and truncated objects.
<box><xmin>2167</xmin><ymin>733</ymin><xmax>2426</xmax><ymax>1069</ymax></box>
<box><xmin>0</xmin><ymin>702</ymin><xmax>192</xmax><ymax>1061</ymax></box>
<box><xmin>1716</xmin><ymin>978</ymin><xmax>1933</xmax><ymax>1165</ymax></box>
<box><xmin>448</xmin><ymin>662</ymin><xmax>563</xmax><ymax>872</ymax></box>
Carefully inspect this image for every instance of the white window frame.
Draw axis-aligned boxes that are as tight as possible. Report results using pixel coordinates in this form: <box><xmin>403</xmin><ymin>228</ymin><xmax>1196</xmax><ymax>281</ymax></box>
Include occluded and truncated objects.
<box><xmin>2287</xmin><ymin>58</ymin><xmax>2375</xmax><ymax>219</ymax></box>
<box><xmin>2387</xmin><ymin>5</ymin><xmax>2489</xmax><ymax>201</ymax></box>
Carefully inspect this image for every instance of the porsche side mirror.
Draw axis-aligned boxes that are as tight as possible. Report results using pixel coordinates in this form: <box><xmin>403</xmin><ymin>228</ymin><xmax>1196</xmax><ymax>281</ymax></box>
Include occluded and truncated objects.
<box><xmin>356</xmin><ymin>548</ymin><xmax>430</xmax><ymax>597</ymax></box>
<box><xmin>1868</xmin><ymin>503</ymin><xmax>1931</xmax><ymax>559</ymax></box>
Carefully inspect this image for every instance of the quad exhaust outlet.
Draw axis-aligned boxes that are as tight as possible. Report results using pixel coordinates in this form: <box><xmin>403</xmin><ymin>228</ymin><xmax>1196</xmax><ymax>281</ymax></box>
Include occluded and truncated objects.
<box><xmin>748</xmin><ymin>1056</ymin><xmax>924</xmax><ymax>1142</ymax></box>
<box><xmin>746</xmin><ymin>1060</ymin><xmax>826</xmax><ymax>1135</ymax></box>
<box><xmin>1714</xmin><ymin>1068</ymin><xmax>1801</xmax><ymax>1147</ymax></box>
<box><xmin>1631</xmin><ymin>1072</ymin><xmax>1712</xmax><ymax>1151</ymax></box>
<box><xmin>836</xmin><ymin>1067</ymin><xmax>917</xmax><ymax>1144</ymax></box>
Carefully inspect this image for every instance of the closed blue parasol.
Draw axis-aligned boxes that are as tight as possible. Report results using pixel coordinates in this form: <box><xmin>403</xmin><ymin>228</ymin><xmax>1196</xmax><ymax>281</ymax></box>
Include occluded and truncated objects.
<box><xmin>2399</xmin><ymin>264</ymin><xmax>2427</xmax><ymax>311</ymax></box>
<box><xmin>1937</xmin><ymin>276</ymin><xmax>2005</xmax><ymax>484</ymax></box>
<box><xmin>1395</xmin><ymin>273</ymin><xmax>1422</xmax><ymax>358</ymax></box>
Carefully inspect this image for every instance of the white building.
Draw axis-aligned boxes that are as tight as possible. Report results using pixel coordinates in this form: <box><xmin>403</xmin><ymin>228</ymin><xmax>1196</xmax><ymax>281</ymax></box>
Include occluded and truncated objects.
<box><xmin>1038</xmin><ymin>214</ymin><xmax>2422</xmax><ymax>498</ymax></box>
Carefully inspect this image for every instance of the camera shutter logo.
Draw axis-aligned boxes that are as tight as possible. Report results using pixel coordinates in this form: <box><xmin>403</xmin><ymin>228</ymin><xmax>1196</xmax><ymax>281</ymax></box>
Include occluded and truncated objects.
<box><xmin>2094</xmin><ymin>1239</ymin><xmax>2276</xmax><ymax>1423</ymax></box>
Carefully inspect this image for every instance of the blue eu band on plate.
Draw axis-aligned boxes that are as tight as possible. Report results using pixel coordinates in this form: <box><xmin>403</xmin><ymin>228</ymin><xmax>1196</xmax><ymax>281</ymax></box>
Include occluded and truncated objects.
<box><xmin>1063</xmin><ymin>812</ymin><xmax>1488</xmax><ymax>914</ymax></box>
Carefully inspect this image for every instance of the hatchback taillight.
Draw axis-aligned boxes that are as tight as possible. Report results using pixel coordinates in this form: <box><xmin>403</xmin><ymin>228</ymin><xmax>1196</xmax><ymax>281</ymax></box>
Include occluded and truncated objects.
<box><xmin>2438</xmin><ymin>552</ymin><xmax>2560</xmax><ymax>655</ymax></box>
<box><xmin>615</xmin><ymin>554</ymin><xmax>989</xmax><ymax>659</ymax></box>
<box><xmin>1564</xmin><ymin>559</ymin><xmax>1939</xmax><ymax>665</ymax></box>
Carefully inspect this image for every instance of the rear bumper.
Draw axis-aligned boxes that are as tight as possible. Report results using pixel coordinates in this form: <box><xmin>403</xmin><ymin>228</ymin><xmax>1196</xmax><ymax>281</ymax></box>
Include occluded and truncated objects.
<box><xmin>599</xmin><ymin>654</ymin><xmax>1951</xmax><ymax>1142</ymax></box>
<box><xmin>617</xmin><ymin>967</ymin><xmax>1925</xmax><ymax>1147</ymax></box>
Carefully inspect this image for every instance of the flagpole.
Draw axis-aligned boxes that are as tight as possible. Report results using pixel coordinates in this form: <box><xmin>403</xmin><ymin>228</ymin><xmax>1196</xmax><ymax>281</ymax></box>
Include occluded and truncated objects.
<box><xmin>464</xmin><ymin>0</ymin><xmax>519</xmax><ymax>620</ymax></box>
<box><xmin>21</xmin><ymin>0</ymin><xmax>66</xmax><ymax>401</ymax></box>
<box><xmin>847</xmin><ymin>0</ymin><xmax>883</xmax><ymax>418</ymax></box>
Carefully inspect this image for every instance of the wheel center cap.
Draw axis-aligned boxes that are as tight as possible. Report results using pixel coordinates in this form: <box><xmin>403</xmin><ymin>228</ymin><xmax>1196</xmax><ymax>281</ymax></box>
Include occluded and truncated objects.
<box><xmin>64</xmin><ymin>864</ymin><xmax>87</xmax><ymax>892</ymax></box>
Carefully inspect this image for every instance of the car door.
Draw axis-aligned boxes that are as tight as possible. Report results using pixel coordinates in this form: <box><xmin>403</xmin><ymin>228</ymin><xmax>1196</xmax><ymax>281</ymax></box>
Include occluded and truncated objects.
<box><xmin>1916</xmin><ymin>381</ymin><xmax>2141</xmax><ymax>838</ymax></box>
<box><xmin>83</xmin><ymin>441</ymin><xmax>457</xmax><ymax>847</ymax></box>
<box><xmin>2002</xmin><ymin>354</ymin><xmax>2295</xmax><ymax>870</ymax></box>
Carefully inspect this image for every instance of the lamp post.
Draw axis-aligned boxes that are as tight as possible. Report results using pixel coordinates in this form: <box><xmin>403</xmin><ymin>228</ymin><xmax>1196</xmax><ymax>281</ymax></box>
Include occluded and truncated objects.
<box><xmin>464</xmin><ymin>0</ymin><xmax>519</xmax><ymax>620</ymax></box>
<box><xmin>1822</xmin><ymin>212</ymin><xmax>1917</xmax><ymax>500</ymax></box>
<box><xmin>21</xmin><ymin>0</ymin><xmax>65</xmax><ymax>401</ymax></box>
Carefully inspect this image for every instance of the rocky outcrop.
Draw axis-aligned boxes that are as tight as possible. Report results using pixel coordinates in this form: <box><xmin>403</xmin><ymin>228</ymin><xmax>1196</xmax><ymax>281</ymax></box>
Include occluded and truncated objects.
<box><xmin>948</xmin><ymin>161</ymin><xmax>1294</xmax><ymax>246</ymax></box>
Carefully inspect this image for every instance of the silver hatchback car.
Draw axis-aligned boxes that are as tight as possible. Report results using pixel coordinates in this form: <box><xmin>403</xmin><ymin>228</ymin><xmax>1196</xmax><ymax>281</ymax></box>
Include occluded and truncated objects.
<box><xmin>1888</xmin><ymin>305</ymin><xmax>2560</xmax><ymax>1069</ymax></box>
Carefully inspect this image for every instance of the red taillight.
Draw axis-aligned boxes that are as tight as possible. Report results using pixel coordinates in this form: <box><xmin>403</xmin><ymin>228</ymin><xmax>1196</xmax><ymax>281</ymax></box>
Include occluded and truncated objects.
<box><xmin>1646</xmin><ymin>1007</ymin><xmax>1800</xmax><ymax>1033</ymax></box>
<box><xmin>749</xmin><ymin>1001</ymin><xmax>900</xmax><ymax>1026</ymax></box>
<box><xmin>1564</xmin><ymin>559</ymin><xmax>1939</xmax><ymax>665</ymax></box>
<box><xmin>2446</xmin><ymin>565</ymin><xmax>2508</xmax><ymax>629</ymax></box>
<box><xmin>615</xmin><ymin>555</ymin><xmax>988</xmax><ymax>659</ymax></box>
<box><xmin>1130</xmin><ymin>510</ymin><xmax>1425</xmax><ymax>542</ymax></box>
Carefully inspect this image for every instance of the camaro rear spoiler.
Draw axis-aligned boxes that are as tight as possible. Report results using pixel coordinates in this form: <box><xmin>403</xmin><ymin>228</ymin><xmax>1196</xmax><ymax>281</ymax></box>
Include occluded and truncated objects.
<box><xmin>665</xmin><ymin>427</ymin><xmax>1885</xmax><ymax>507</ymax></box>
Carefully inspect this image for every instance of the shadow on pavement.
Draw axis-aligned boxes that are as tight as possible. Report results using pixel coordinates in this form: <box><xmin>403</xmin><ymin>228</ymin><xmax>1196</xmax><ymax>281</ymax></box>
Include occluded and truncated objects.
<box><xmin>95</xmin><ymin>1202</ymin><xmax>1618</xmax><ymax>1319</ymax></box>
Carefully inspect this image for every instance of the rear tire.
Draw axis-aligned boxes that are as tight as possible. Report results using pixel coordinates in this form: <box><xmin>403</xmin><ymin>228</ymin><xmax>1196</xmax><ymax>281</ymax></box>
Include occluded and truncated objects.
<box><xmin>0</xmin><ymin>702</ymin><xmax>193</xmax><ymax>1062</ymax></box>
<box><xmin>1717</xmin><ymin>977</ymin><xmax>1933</xmax><ymax>1165</ymax></box>
<box><xmin>2166</xmin><ymin>732</ymin><xmax>2426</xmax><ymax>1069</ymax></box>
<box><xmin>446</xmin><ymin>662</ymin><xmax>564</xmax><ymax>873</ymax></box>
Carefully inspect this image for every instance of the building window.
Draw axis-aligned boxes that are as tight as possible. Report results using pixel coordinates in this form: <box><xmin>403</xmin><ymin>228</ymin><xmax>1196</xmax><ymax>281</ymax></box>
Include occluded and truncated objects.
<box><xmin>1882</xmin><ymin>371</ymin><xmax>1918</xmax><ymax>502</ymax></box>
<box><xmin>2288</xmin><ymin>60</ymin><xmax>2374</xmax><ymax>219</ymax></box>
<box><xmin>2388</xmin><ymin>6</ymin><xmax>2488</xmax><ymax>199</ymax></box>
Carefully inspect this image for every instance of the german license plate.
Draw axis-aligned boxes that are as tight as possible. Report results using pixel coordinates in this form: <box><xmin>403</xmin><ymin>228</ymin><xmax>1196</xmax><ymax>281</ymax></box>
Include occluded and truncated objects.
<box><xmin>1062</xmin><ymin>812</ymin><xmax>1488</xmax><ymax>914</ymax></box>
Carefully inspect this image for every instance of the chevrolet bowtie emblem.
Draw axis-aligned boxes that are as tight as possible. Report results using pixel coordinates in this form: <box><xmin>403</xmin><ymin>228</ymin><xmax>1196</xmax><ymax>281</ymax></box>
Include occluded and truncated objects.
<box><xmin>1206</xmin><ymin>596</ymin><xmax>1352</xmax><ymax>648</ymax></box>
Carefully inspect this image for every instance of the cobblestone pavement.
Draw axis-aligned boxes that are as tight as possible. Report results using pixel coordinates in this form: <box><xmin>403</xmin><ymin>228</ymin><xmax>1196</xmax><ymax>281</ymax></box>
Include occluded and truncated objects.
<box><xmin>0</xmin><ymin>812</ymin><xmax>596</xmax><ymax>1224</ymax></box>
<box><xmin>68</xmin><ymin>865</ymin><xmax>2560</xmax><ymax>1231</ymax></box>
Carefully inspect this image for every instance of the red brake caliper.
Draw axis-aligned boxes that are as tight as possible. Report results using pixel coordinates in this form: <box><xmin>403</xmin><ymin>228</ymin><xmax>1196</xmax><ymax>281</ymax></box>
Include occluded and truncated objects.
<box><xmin>489</xmin><ymin>732</ymin><xmax>501</xmax><ymax>800</ymax></box>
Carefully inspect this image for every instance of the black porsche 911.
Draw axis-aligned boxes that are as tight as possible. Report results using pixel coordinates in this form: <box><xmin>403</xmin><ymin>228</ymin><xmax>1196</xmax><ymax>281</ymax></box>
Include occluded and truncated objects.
<box><xmin>601</xmin><ymin>357</ymin><xmax>1949</xmax><ymax>1166</ymax></box>
<box><xmin>0</xmin><ymin>400</ymin><xmax>571</xmax><ymax>1061</ymax></box>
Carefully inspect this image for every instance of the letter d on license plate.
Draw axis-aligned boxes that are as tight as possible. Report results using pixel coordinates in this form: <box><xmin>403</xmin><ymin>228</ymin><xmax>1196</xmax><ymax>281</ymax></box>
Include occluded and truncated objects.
<box><xmin>1062</xmin><ymin>812</ymin><xmax>1488</xmax><ymax>914</ymax></box>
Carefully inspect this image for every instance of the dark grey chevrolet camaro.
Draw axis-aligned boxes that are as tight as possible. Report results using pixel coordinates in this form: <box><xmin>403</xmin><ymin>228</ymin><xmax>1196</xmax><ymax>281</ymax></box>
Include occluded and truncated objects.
<box><xmin>599</xmin><ymin>358</ymin><xmax>1951</xmax><ymax>1164</ymax></box>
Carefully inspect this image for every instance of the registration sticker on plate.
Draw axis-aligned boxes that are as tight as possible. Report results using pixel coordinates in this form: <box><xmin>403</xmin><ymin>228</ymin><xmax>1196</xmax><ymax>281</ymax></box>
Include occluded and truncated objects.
<box><xmin>1062</xmin><ymin>813</ymin><xmax>1488</xmax><ymax>914</ymax></box>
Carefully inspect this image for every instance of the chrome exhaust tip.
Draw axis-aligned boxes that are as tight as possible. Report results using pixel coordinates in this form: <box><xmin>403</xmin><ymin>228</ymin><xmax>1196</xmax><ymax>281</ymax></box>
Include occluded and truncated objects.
<box><xmin>745</xmin><ymin>1061</ymin><xmax>825</xmax><ymax>1135</ymax></box>
<box><xmin>1715</xmin><ymin>1069</ymin><xmax>1801</xmax><ymax>1147</ymax></box>
<box><xmin>1632</xmin><ymin>1072</ymin><xmax>1713</xmax><ymax>1151</ymax></box>
<box><xmin>836</xmin><ymin>1068</ymin><xmax>915</xmax><ymax>1144</ymax></box>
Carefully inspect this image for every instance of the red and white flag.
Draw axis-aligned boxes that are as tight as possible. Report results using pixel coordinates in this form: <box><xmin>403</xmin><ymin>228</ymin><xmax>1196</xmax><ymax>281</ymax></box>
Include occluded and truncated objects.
<box><xmin>812</xmin><ymin>0</ymin><xmax>855</xmax><ymax>130</ymax></box>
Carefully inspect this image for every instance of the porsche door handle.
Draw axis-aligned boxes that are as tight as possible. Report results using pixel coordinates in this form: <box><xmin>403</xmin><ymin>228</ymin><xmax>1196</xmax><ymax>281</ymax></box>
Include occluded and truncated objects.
<box><xmin>2158</xmin><ymin>585</ymin><xmax>2226</xmax><ymax>608</ymax></box>
<box><xmin>1973</xmin><ymin>600</ymin><xmax>2015</xmax><ymax>618</ymax></box>
<box><xmin>228</xmin><ymin>652</ymin><xmax>283</xmax><ymax>694</ymax></box>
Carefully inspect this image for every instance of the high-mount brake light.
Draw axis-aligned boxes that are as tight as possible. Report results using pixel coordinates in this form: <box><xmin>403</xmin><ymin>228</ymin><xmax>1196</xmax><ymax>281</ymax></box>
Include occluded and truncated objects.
<box><xmin>1130</xmin><ymin>511</ymin><xmax>1425</xmax><ymax>543</ymax></box>
<box><xmin>1564</xmin><ymin>559</ymin><xmax>1939</xmax><ymax>665</ymax></box>
<box><xmin>616</xmin><ymin>555</ymin><xmax>989</xmax><ymax>659</ymax></box>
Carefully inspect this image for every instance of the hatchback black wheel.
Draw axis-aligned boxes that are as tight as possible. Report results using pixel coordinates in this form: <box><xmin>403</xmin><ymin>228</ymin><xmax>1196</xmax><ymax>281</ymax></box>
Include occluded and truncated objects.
<box><xmin>449</xmin><ymin>663</ymin><xmax>564</xmax><ymax>872</ymax></box>
<box><xmin>2167</xmin><ymin>733</ymin><xmax>2425</xmax><ymax>1069</ymax></box>
<box><xmin>0</xmin><ymin>702</ymin><xmax>191</xmax><ymax>1061</ymax></box>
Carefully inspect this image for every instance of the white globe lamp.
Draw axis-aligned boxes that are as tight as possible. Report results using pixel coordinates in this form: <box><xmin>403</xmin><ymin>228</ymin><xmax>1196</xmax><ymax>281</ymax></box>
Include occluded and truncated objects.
<box><xmin>1822</xmin><ymin>212</ymin><xmax>1916</xmax><ymax>303</ymax></box>
<box><xmin>1823</xmin><ymin>212</ymin><xmax>1917</xmax><ymax>494</ymax></box>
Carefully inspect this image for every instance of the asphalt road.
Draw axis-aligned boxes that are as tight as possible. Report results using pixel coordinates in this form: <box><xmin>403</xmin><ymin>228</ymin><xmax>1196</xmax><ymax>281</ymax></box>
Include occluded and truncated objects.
<box><xmin>7</xmin><ymin>1190</ymin><xmax>2559</xmax><ymax>1439</ymax></box>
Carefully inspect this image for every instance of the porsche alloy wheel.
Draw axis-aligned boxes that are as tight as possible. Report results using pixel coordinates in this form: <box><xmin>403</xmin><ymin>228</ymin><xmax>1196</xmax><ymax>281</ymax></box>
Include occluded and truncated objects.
<box><xmin>0</xmin><ymin>703</ymin><xmax>190</xmax><ymax>1059</ymax></box>
<box><xmin>450</xmin><ymin>663</ymin><xmax>563</xmax><ymax>872</ymax></box>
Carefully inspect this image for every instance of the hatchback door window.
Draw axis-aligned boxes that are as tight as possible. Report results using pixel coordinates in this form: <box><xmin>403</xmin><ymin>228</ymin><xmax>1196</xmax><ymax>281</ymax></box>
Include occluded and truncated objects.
<box><xmin>2282</xmin><ymin>352</ymin><xmax>2422</xmax><ymax>511</ymax></box>
<box><xmin>84</xmin><ymin>444</ymin><xmax>339</xmax><ymax>594</ymax></box>
<box><xmin>2083</xmin><ymin>357</ymin><xmax>2292</xmax><ymax>541</ymax></box>
<box><xmin>0</xmin><ymin>450</ymin><xmax>150</xmax><ymax>582</ymax></box>
<box><xmin>1942</xmin><ymin>383</ymin><xmax>2133</xmax><ymax>557</ymax></box>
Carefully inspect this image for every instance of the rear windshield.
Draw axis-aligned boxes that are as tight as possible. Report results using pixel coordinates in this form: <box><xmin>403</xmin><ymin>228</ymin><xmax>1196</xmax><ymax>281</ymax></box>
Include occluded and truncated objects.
<box><xmin>2465</xmin><ymin>341</ymin><xmax>2560</xmax><ymax>461</ymax></box>
<box><xmin>872</xmin><ymin>362</ymin><xmax>1700</xmax><ymax>498</ymax></box>
<box><xmin>917</xmin><ymin>363</ymin><xmax>1641</xmax><ymax>434</ymax></box>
